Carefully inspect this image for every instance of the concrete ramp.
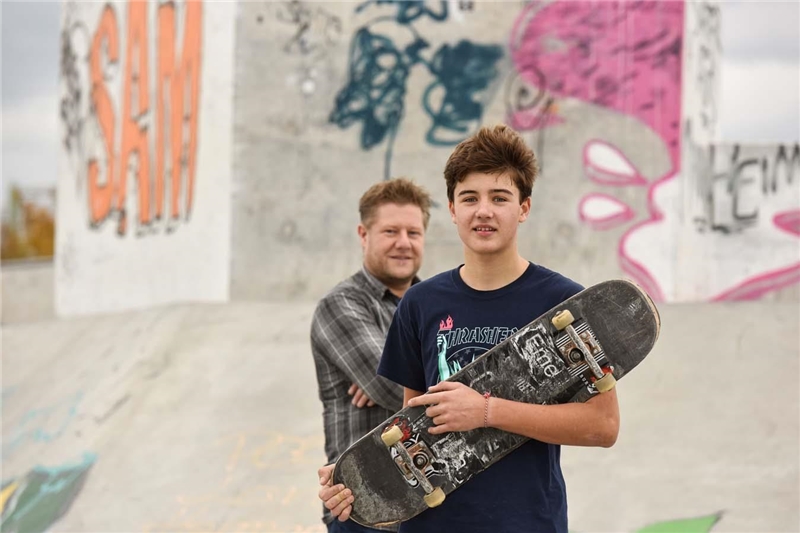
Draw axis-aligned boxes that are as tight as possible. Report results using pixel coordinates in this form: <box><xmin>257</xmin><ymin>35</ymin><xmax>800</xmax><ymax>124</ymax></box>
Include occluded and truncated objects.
<box><xmin>2</xmin><ymin>303</ymin><xmax>326</xmax><ymax>532</ymax></box>
<box><xmin>2</xmin><ymin>302</ymin><xmax>798</xmax><ymax>532</ymax></box>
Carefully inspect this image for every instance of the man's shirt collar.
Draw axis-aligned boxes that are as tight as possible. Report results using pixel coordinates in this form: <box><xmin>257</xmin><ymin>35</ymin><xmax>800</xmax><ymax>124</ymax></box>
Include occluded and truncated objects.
<box><xmin>360</xmin><ymin>266</ymin><xmax>420</xmax><ymax>302</ymax></box>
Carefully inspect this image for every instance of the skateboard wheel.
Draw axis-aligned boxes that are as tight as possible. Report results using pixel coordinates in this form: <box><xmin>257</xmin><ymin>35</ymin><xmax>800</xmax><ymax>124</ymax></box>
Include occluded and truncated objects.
<box><xmin>552</xmin><ymin>310</ymin><xmax>574</xmax><ymax>331</ymax></box>
<box><xmin>423</xmin><ymin>487</ymin><xmax>445</xmax><ymax>508</ymax></box>
<box><xmin>381</xmin><ymin>425</ymin><xmax>404</xmax><ymax>447</ymax></box>
<box><xmin>594</xmin><ymin>372</ymin><xmax>617</xmax><ymax>393</ymax></box>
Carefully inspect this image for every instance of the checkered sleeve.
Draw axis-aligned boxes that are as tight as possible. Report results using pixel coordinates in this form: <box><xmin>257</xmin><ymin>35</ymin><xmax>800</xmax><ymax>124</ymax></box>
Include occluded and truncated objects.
<box><xmin>312</xmin><ymin>293</ymin><xmax>403</xmax><ymax>411</ymax></box>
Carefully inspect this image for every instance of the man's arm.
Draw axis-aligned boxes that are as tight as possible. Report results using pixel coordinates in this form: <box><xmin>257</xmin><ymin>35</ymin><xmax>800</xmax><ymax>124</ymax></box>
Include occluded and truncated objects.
<box><xmin>348</xmin><ymin>383</ymin><xmax>375</xmax><ymax>408</ymax></box>
<box><xmin>408</xmin><ymin>381</ymin><xmax>619</xmax><ymax>447</ymax></box>
<box><xmin>311</xmin><ymin>294</ymin><xmax>403</xmax><ymax>410</ymax></box>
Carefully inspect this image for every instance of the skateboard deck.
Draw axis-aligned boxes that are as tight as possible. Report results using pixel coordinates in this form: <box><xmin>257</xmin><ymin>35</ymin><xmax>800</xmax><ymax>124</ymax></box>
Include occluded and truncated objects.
<box><xmin>333</xmin><ymin>279</ymin><xmax>660</xmax><ymax>527</ymax></box>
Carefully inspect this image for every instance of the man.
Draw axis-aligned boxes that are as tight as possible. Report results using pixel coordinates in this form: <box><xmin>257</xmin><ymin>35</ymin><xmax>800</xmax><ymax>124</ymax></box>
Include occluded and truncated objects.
<box><xmin>320</xmin><ymin>125</ymin><xmax>620</xmax><ymax>532</ymax></box>
<box><xmin>312</xmin><ymin>178</ymin><xmax>433</xmax><ymax>533</ymax></box>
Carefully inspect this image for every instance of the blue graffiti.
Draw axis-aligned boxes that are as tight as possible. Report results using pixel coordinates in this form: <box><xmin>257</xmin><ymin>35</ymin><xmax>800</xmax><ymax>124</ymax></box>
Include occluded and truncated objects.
<box><xmin>3</xmin><ymin>392</ymin><xmax>83</xmax><ymax>458</ymax></box>
<box><xmin>355</xmin><ymin>0</ymin><xmax>448</xmax><ymax>23</ymax></box>
<box><xmin>423</xmin><ymin>40</ymin><xmax>504</xmax><ymax>145</ymax></box>
<box><xmin>1</xmin><ymin>452</ymin><xmax>97</xmax><ymax>532</ymax></box>
<box><xmin>331</xmin><ymin>29</ymin><xmax>415</xmax><ymax>151</ymax></box>
<box><xmin>330</xmin><ymin>0</ymin><xmax>502</xmax><ymax>180</ymax></box>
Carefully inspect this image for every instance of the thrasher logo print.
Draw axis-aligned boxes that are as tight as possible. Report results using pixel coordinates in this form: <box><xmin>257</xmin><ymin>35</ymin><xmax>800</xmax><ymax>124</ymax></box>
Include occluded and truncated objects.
<box><xmin>435</xmin><ymin>315</ymin><xmax>518</xmax><ymax>381</ymax></box>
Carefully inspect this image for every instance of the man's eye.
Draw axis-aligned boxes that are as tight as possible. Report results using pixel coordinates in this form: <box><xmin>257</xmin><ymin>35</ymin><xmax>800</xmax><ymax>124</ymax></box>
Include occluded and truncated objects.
<box><xmin>494</xmin><ymin>197</ymin><xmax>508</xmax><ymax>202</ymax></box>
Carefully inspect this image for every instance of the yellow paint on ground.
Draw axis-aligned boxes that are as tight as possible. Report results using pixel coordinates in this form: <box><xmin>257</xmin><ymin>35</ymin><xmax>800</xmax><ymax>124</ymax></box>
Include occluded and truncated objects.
<box><xmin>0</xmin><ymin>480</ymin><xmax>20</xmax><ymax>513</ymax></box>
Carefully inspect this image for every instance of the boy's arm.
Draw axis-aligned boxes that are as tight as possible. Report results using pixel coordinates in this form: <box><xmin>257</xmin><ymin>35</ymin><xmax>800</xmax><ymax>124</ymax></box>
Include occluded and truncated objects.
<box><xmin>489</xmin><ymin>387</ymin><xmax>619</xmax><ymax>447</ymax></box>
<box><xmin>408</xmin><ymin>381</ymin><xmax>619</xmax><ymax>447</ymax></box>
<box><xmin>404</xmin><ymin>387</ymin><xmax>425</xmax><ymax>406</ymax></box>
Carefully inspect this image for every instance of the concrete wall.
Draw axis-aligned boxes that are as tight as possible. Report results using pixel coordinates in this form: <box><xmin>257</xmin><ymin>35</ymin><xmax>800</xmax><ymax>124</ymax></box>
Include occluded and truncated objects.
<box><xmin>39</xmin><ymin>0</ymin><xmax>798</xmax><ymax>320</ymax></box>
<box><xmin>42</xmin><ymin>0</ymin><xmax>797</xmax><ymax>319</ymax></box>
<box><xmin>231</xmin><ymin>0</ymin><xmax>799</xmax><ymax>304</ymax></box>
<box><xmin>55</xmin><ymin>0</ymin><xmax>236</xmax><ymax>316</ymax></box>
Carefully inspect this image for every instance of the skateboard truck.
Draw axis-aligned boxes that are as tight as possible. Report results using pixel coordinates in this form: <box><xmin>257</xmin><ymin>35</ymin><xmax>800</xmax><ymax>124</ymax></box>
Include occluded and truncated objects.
<box><xmin>381</xmin><ymin>426</ymin><xmax>446</xmax><ymax>508</ymax></box>
<box><xmin>552</xmin><ymin>310</ymin><xmax>616</xmax><ymax>393</ymax></box>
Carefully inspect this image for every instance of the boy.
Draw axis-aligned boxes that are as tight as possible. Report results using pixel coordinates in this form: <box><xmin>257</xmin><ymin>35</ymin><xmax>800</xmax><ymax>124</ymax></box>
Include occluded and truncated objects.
<box><xmin>320</xmin><ymin>125</ymin><xmax>619</xmax><ymax>532</ymax></box>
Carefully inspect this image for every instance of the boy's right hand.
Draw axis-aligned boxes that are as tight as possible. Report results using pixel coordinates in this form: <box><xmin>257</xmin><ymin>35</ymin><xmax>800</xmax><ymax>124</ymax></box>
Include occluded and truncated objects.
<box><xmin>318</xmin><ymin>464</ymin><xmax>354</xmax><ymax>522</ymax></box>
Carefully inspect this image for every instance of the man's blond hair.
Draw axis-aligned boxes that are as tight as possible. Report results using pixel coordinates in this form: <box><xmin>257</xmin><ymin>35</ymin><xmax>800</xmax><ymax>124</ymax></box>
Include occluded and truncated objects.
<box><xmin>359</xmin><ymin>178</ymin><xmax>432</xmax><ymax>229</ymax></box>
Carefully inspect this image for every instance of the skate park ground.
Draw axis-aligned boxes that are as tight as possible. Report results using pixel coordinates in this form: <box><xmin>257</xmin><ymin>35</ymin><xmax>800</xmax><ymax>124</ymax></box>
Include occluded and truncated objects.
<box><xmin>1</xmin><ymin>278</ymin><xmax>798</xmax><ymax>533</ymax></box>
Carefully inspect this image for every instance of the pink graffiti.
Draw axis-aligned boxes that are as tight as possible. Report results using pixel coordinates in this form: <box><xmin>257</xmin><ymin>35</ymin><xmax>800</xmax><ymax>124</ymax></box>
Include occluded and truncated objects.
<box><xmin>509</xmin><ymin>106</ymin><xmax>564</xmax><ymax>131</ymax></box>
<box><xmin>711</xmin><ymin>264</ymin><xmax>800</xmax><ymax>302</ymax></box>
<box><xmin>774</xmin><ymin>210</ymin><xmax>800</xmax><ymax>237</ymax></box>
<box><xmin>510</xmin><ymin>1</ymin><xmax>684</xmax><ymax>301</ymax></box>
<box><xmin>510</xmin><ymin>2</ymin><xmax>799</xmax><ymax>301</ymax></box>
<box><xmin>578</xmin><ymin>193</ymin><xmax>635</xmax><ymax>230</ymax></box>
<box><xmin>583</xmin><ymin>140</ymin><xmax>647</xmax><ymax>186</ymax></box>
<box><xmin>510</xmin><ymin>1</ymin><xmax>684</xmax><ymax>167</ymax></box>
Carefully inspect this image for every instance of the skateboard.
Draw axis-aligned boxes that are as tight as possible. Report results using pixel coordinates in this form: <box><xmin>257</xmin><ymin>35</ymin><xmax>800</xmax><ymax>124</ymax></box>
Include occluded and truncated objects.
<box><xmin>333</xmin><ymin>279</ymin><xmax>660</xmax><ymax>527</ymax></box>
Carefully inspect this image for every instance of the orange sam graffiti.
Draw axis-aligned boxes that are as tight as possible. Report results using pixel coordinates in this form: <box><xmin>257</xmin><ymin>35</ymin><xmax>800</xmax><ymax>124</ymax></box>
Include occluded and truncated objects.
<box><xmin>87</xmin><ymin>0</ymin><xmax>202</xmax><ymax>235</ymax></box>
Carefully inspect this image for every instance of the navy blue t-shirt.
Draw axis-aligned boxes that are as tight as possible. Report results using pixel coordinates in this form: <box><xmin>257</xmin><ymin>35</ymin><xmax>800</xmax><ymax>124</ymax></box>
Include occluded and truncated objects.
<box><xmin>377</xmin><ymin>262</ymin><xmax>583</xmax><ymax>533</ymax></box>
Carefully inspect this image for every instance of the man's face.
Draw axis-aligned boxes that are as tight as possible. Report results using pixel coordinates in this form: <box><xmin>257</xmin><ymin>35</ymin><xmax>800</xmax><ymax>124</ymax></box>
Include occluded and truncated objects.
<box><xmin>448</xmin><ymin>171</ymin><xmax>530</xmax><ymax>257</ymax></box>
<box><xmin>359</xmin><ymin>203</ymin><xmax>425</xmax><ymax>288</ymax></box>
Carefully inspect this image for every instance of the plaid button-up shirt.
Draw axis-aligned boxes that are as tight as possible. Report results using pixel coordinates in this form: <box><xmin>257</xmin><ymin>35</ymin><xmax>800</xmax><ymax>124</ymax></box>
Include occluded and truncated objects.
<box><xmin>311</xmin><ymin>267</ymin><xmax>412</xmax><ymax>528</ymax></box>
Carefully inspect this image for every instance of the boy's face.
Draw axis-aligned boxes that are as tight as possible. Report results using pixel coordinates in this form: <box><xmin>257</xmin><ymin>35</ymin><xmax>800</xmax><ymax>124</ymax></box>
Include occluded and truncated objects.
<box><xmin>448</xmin><ymin>171</ymin><xmax>530</xmax><ymax>257</ymax></box>
<box><xmin>359</xmin><ymin>203</ymin><xmax>425</xmax><ymax>288</ymax></box>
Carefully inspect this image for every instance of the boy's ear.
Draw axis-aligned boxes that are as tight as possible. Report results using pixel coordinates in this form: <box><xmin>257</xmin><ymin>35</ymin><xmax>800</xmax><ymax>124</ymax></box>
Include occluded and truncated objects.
<box><xmin>519</xmin><ymin>197</ymin><xmax>531</xmax><ymax>222</ymax></box>
<box><xmin>448</xmin><ymin>202</ymin><xmax>457</xmax><ymax>223</ymax></box>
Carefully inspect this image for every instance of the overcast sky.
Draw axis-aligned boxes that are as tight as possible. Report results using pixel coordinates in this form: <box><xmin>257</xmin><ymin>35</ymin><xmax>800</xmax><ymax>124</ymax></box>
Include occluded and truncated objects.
<box><xmin>2</xmin><ymin>1</ymin><xmax>799</xmax><ymax>197</ymax></box>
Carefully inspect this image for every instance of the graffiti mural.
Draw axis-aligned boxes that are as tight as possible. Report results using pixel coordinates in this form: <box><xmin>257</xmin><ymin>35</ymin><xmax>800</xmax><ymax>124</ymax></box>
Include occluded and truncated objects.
<box><xmin>56</xmin><ymin>0</ymin><xmax>234</xmax><ymax>316</ymax></box>
<box><xmin>1</xmin><ymin>387</ymin><xmax>96</xmax><ymax>533</ymax></box>
<box><xmin>0</xmin><ymin>453</ymin><xmax>96</xmax><ymax>533</ymax></box>
<box><xmin>505</xmin><ymin>0</ymin><xmax>799</xmax><ymax>301</ymax></box>
<box><xmin>59</xmin><ymin>0</ymin><xmax>202</xmax><ymax>236</ymax></box>
<box><xmin>507</xmin><ymin>0</ymin><xmax>684</xmax><ymax>300</ymax></box>
<box><xmin>694</xmin><ymin>144</ymin><xmax>800</xmax><ymax>235</ymax></box>
<box><xmin>331</xmin><ymin>0</ymin><xmax>502</xmax><ymax>179</ymax></box>
<box><xmin>508</xmin><ymin>1</ymin><xmax>683</xmax><ymax>164</ymax></box>
<box><xmin>680</xmin><ymin>142</ymin><xmax>800</xmax><ymax>301</ymax></box>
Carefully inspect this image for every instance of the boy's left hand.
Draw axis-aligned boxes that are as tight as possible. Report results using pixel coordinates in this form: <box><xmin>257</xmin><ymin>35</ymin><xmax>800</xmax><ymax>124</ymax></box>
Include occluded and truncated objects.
<box><xmin>407</xmin><ymin>381</ymin><xmax>485</xmax><ymax>435</ymax></box>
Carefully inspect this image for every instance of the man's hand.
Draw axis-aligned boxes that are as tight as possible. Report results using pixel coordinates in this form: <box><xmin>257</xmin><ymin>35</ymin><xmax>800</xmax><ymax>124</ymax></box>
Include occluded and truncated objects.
<box><xmin>318</xmin><ymin>464</ymin><xmax>353</xmax><ymax>522</ymax></box>
<box><xmin>407</xmin><ymin>381</ymin><xmax>485</xmax><ymax>435</ymax></box>
<box><xmin>348</xmin><ymin>383</ymin><xmax>376</xmax><ymax>408</ymax></box>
